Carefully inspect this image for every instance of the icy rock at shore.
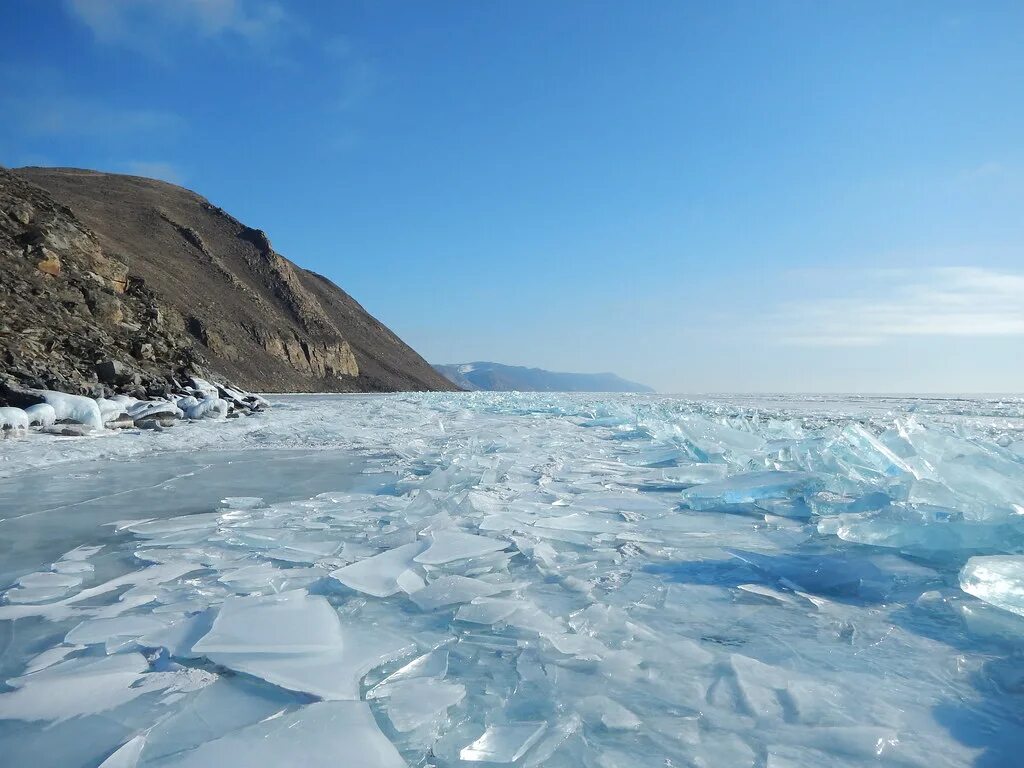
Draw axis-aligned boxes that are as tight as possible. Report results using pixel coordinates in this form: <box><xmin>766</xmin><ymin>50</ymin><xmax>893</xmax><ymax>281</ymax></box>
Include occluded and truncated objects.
<box><xmin>1</xmin><ymin>376</ymin><xmax>262</xmax><ymax>448</ymax></box>
<box><xmin>0</xmin><ymin>406</ymin><xmax>30</xmax><ymax>431</ymax></box>
<box><xmin>35</xmin><ymin>390</ymin><xmax>104</xmax><ymax>429</ymax></box>
<box><xmin>23</xmin><ymin>402</ymin><xmax>56</xmax><ymax>426</ymax></box>
<box><xmin>95</xmin><ymin>397</ymin><xmax>128</xmax><ymax>423</ymax></box>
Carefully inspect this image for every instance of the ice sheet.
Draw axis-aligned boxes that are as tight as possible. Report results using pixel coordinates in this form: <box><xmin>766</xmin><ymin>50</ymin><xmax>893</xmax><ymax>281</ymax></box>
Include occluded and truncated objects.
<box><xmin>2</xmin><ymin>392</ymin><xmax>1023</xmax><ymax>767</ymax></box>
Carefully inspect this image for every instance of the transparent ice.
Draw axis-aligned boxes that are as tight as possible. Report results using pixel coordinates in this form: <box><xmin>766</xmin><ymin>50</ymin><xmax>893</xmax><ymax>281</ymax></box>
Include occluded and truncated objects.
<box><xmin>1</xmin><ymin>392</ymin><xmax>1023</xmax><ymax>766</ymax></box>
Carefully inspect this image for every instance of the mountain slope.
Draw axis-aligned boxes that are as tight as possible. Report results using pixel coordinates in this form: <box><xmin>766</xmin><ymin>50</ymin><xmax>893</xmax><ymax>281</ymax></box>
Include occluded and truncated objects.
<box><xmin>6</xmin><ymin>166</ymin><xmax>455</xmax><ymax>393</ymax></box>
<box><xmin>434</xmin><ymin>362</ymin><xmax>654</xmax><ymax>393</ymax></box>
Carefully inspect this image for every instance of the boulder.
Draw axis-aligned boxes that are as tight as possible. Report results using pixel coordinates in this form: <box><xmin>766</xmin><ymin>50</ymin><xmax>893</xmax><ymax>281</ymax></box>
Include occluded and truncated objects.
<box><xmin>0</xmin><ymin>382</ymin><xmax>45</xmax><ymax>409</ymax></box>
<box><xmin>136</xmin><ymin>416</ymin><xmax>177</xmax><ymax>430</ymax></box>
<box><xmin>106</xmin><ymin>413</ymin><xmax>135</xmax><ymax>429</ymax></box>
<box><xmin>96</xmin><ymin>360</ymin><xmax>132</xmax><ymax>385</ymax></box>
<box><xmin>41</xmin><ymin>423</ymin><xmax>93</xmax><ymax>437</ymax></box>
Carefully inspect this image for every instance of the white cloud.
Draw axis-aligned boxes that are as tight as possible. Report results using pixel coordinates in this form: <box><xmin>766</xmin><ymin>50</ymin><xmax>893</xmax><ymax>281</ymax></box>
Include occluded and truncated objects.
<box><xmin>65</xmin><ymin>0</ymin><xmax>301</xmax><ymax>58</ymax></box>
<box><xmin>775</xmin><ymin>267</ymin><xmax>1024</xmax><ymax>346</ymax></box>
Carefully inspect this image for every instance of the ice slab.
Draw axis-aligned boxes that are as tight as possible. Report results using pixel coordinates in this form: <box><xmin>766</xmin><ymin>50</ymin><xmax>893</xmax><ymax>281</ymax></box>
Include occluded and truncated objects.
<box><xmin>330</xmin><ymin>542</ymin><xmax>425</xmax><ymax>597</ymax></box>
<box><xmin>960</xmin><ymin>556</ymin><xmax>1024</xmax><ymax>616</ymax></box>
<box><xmin>579</xmin><ymin>694</ymin><xmax>642</xmax><ymax>730</ymax></box>
<box><xmin>137</xmin><ymin>610</ymin><xmax>217</xmax><ymax>658</ymax></box>
<box><xmin>378</xmin><ymin>649</ymin><xmax>449</xmax><ymax>684</ymax></box>
<box><xmin>681</xmin><ymin>470</ymin><xmax>823</xmax><ymax>509</ymax></box>
<box><xmin>203</xmin><ymin>633</ymin><xmax>413</xmax><ymax>701</ymax></box>
<box><xmin>410</xmin><ymin>575</ymin><xmax>506</xmax><ymax>610</ymax></box>
<box><xmin>372</xmin><ymin>677</ymin><xmax>466</xmax><ymax>731</ymax></box>
<box><xmin>16</xmin><ymin>571</ymin><xmax>83</xmax><ymax>590</ymax></box>
<box><xmin>414</xmin><ymin>530</ymin><xmax>508</xmax><ymax>565</ymax></box>
<box><xmin>456</xmin><ymin>597</ymin><xmax>523</xmax><ymax>625</ymax></box>
<box><xmin>0</xmin><ymin>653</ymin><xmax>156</xmax><ymax>722</ymax></box>
<box><xmin>65</xmin><ymin>614</ymin><xmax>175</xmax><ymax>649</ymax></box>
<box><xmin>192</xmin><ymin>591</ymin><xmax>343</xmax><ymax>655</ymax></box>
<box><xmin>460</xmin><ymin>722</ymin><xmax>548</xmax><ymax>763</ymax></box>
<box><xmin>97</xmin><ymin>734</ymin><xmax>146</xmax><ymax>768</ymax></box>
<box><xmin>140</xmin><ymin>677</ymin><xmax>292</xmax><ymax>761</ymax></box>
<box><xmin>153</xmin><ymin>701</ymin><xmax>408</xmax><ymax>768</ymax></box>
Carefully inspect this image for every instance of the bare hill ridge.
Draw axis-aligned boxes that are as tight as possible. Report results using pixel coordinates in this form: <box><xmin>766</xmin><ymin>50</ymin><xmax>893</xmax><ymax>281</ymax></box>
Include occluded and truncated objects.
<box><xmin>435</xmin><ymin>362</ymin><xmax>654</xmax><ymax>392</ymax></box>
<box><xmin>1</xmin><ymin>166</ymin><xmax>454</xmax><ymax>394</ymax></box>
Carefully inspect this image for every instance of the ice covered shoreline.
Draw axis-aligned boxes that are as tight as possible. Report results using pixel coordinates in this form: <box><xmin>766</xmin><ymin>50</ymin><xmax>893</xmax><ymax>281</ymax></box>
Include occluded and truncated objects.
<box><xmin>1</xmin><ymin>392</ymin><xmax>1024</xmax><ymax>767</ymax></box>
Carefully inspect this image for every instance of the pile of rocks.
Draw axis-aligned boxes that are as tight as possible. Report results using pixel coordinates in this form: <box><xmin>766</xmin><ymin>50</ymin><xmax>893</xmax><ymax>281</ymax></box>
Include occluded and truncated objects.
<box><xmin>0</xmin><ymin>375</ymin><xmax>268</xmax><ymax>438</ymax></box>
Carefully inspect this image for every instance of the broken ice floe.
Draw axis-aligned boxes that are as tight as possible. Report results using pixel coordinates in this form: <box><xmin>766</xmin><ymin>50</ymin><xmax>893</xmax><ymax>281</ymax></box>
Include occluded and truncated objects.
<box><xmin>2</xmin><ymin>392</ymin><xmax>1024</xmax><ymax>766</ymax></box>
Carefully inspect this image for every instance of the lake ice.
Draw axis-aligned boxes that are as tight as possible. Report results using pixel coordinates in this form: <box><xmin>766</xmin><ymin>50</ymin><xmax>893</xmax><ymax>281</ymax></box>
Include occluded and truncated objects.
<box><xmin>1</xmin><ymin>392</ymin><xmax>1023</xmax><ymax>767</ymax></box>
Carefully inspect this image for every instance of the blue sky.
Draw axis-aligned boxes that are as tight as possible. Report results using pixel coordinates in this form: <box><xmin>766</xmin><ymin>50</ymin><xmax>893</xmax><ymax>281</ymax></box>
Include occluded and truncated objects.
<box><xmin>2</xmin><ymin>1</ymin><xmax>1023</xmax><ymax>393</ymax></box>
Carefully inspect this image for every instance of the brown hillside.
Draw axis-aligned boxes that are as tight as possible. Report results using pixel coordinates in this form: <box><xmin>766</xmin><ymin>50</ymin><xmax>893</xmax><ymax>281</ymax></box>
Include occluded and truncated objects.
<box><xmin>4</xmin><ymin>166</ymin><xmax>455</xmax><ymax>393</ymax></box>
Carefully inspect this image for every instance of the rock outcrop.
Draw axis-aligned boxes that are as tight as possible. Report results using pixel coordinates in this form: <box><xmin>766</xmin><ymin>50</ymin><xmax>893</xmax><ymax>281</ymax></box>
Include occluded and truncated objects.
<box><xmin>1</xmin><ymin>166</ymin><xmax>457</xmax><ymax>395</ymax></box>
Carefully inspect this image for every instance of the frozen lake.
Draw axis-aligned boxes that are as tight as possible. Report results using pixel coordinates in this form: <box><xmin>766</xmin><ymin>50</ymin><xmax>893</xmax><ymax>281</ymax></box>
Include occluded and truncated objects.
<box><xmin>1</xmin><ymin>392</ymin><xmax>1023</xmax><ymax>767</ymax></box>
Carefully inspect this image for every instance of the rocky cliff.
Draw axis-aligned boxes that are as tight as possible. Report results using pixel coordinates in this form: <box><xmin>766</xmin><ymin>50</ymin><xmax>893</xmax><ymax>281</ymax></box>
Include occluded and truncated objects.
<box><xmin>1</xmin><ymin>166</ymin><xmax>456</xmax><ymax>396</ymax></box>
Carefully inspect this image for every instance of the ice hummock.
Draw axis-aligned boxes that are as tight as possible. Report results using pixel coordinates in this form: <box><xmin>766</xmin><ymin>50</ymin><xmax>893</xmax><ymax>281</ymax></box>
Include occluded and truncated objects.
<box><xmin>960</xmin><ymin>555</ymin><xmax>1024</xmax><ymax>616</ymax></box>
<box><xmin>1</xmin><ymin>391</ymin><xmax>1023</xmax><ymax>766</ymax></box>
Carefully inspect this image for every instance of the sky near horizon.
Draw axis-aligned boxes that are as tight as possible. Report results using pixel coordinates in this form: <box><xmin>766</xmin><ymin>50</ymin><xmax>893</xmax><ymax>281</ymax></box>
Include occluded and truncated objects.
<box><xmin>2</xmin><ymin>1</ymin><xmax>1023</xmax><ymax>393</ymax></box>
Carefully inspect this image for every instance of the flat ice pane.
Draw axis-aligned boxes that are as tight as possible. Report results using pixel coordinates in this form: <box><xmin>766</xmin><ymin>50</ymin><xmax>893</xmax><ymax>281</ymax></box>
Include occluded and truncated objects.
<box><xmin>409</xmin><ymin>576</ymin><xmax>505</xmax><ymax>611</ymax></box>
<box><xmin>0</xmin><ymin>653</ymin><xmax>154</xmax><ymax>722</ymax></box>
<box><xmin>460</xmin><ymin>723</ymin><xmax>548</xmax><ymax>763</ymax></box>
<box><xmin>203</xmin><ymin>624</ymin><xmax>414</xmax><ymax>700</ymax></box>
<box><xmin>376</xmin><ymin>677</ymin><xmax>466</xmax><ymax>732</ymax></box>
<box><xmin>330</xmin><ymin>542</ymin><xmax>425</xmax><ymax>597</ymax></box>
<box><xmin>97</xmin><ymin>734</ymin><xmax>146</xmax><ymax>768</ymax></box>
<box><xmin>191</xmin><ymin>591</ymin><xmax>343</xmax><ymax>655</ymax></box>
<box><xmin>681</xmin><ymin>471</ymin><xmax>823</xmax><ymax>509</ymax></box>
<box><xmin>152</xmin><ymin>701</ymin><xmax>407</xmax><ymax>768</ymax></box>
<box><xmin>414</xmin><ymin>531</ymin><xmax>508</xmax><ymax>565</ymax></box>
<box><xmin>960</xmin><ymin>556</ymin><xmax>1024</xmax><ymax>616</ymax></box>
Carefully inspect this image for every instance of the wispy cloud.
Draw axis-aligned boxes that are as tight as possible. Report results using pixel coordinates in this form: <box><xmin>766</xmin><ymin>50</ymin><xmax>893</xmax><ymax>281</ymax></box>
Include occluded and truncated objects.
<box><xmin>60</xmin><ymin>1</ymin><xmax>374</xmax><ymax>117</ymax></box>
<box><xmin>6</xmin><ymin>95</ymin><xmax>184</xmax><ymax>139</ymax></box>
<box><xmin>65</xmin><ymin>0</ymin><xmax>303</xmax><ymax>60</ymax></box>
<box><xmin>774</xmin><ymin>267</ymin><xmax>1024</xmax><ymax>346</ymax></box>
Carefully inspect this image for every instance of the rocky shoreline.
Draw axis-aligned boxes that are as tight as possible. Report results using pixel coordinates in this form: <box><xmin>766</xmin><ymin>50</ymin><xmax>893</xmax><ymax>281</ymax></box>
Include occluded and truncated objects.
<box><xmin>0</xmin><ymin>375</ymin><xmax>268</xmax><ymax>438</ymax></box>
<box><xmin>2</xmin><ymin>166</ymin><xmax>456</xmax><ymax>395</ymax></box>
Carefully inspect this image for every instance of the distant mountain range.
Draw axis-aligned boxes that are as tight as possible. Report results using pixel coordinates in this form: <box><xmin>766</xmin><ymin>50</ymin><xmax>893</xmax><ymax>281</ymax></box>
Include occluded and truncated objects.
<box><xmin>434</xmin><ymin>362</ymin><xmax>655</xmax><ymax>393</ymax></box>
